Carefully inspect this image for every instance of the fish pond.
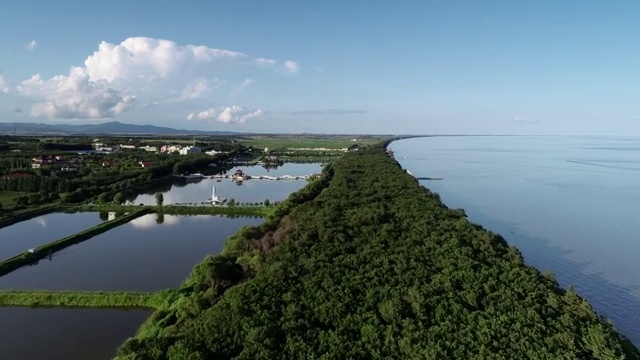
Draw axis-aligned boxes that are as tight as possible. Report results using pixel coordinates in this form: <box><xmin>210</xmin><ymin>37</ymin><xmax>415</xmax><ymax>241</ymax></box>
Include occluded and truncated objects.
<box><xmin>0</xmin><ymin>214</ymin><xmax>263</xmax><ymax>291</ymax></box>
<box><xmin>0</xmin><ymin>212</ymin><xmax>107</xmax><ymax>261</ymax></box>
<box><xmin>0</xmin><ymin>307</ymin><xmax>149</xmax><ymax>360</ymax></box>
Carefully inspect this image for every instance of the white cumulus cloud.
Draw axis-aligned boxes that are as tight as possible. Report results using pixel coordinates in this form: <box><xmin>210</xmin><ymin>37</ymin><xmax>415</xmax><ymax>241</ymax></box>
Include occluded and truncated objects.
<box><xmin>0</xmin><ymin>74</ymin><xmax>9</xmax><ymax>93</ymax></box>
<box><xmin>187</xmin><ymin>105</ymin><xmax>265</xmax><ymax>124</ymax></box>
<box><xmin>18</xmin><ymin>67</ymin><xmax>136</xmax><ymax>119</ymax></box>
<box><xmin>15</xmin><ymin>37</ymin><xmax>298</xmax><ymax>119</ymax></box>
<box><xmin>285</xmin><ymin>60</ymin><xmax>300</xmax><ymax>74</ymax></box>
<box><xmin>25</xmin><ymin>40</ymin><xmax>37</xmax><ymax>52</ymax></box>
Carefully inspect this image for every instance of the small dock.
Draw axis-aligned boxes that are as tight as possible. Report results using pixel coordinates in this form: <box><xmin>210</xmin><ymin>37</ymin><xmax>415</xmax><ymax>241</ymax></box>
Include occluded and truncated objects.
<box><xmin>210</xmin><ymin>174</ymin><xmax>319</xmax><ymax>181</ymax></box>
<box><xmin>405</xmin><ymin>169</ymin><xmax>442</xmax><ymax>181</ymax></box>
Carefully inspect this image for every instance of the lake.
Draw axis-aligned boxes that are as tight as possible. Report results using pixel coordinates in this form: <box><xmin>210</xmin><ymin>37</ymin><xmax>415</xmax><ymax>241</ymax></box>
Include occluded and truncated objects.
<box><xmin>0</xmin><ymin>214</ymin><xmax>263</xmax><ymax>291</ymax></box>
<box><xmin>0</xmin><ymin>307</ymin><xmax>149</xmax><ymax>360</ymax></box>
<box><xmin>393</xmin><ymin>135</ymin><xmax>640</xmax><ymax>346</ymax></box>
<box><xmin>127</xmin><ymin>163</ymin><xmax>324</xmax><ymax>205</ymax></box>
<box><xmin>0</xmin><ymin>212</ymin><xmax>106</xmax><ymax>260</ymax></box>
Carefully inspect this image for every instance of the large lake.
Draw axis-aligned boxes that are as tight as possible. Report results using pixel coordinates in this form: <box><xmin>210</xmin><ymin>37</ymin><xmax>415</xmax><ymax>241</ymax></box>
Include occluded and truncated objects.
<box><xmin>128</xmin><ymin>163</ymin><xmax>323</xmax><ymax>205</ymax></box>
<box><xmin>0</xmin><ymin>307</ymin><xmax>149</xmax><ymax>360</ymax></box>
<box><xmin>0</xmin><ymin>212</ymin><xmax>106</xmax><ymax>260</ymax></box>
<box><xmin>393</xmin><ymin>135</ymin><xmax>640</xmax><ymax>346</ymax></box>
<box><xmin>0</xmin><ymin>214</ymin><xmax>263</xmax><ymax>291</ymax></box>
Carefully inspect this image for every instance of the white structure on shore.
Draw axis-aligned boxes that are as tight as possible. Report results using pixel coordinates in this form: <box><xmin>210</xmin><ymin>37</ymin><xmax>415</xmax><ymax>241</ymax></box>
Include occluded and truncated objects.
<box><xmin>211</xmin><ymin>185</ymin><xmax>226</xmax><ymax>205</ymax></box>
<box><xmin>179</xmin><ymin>146</ymin><xmax>202</xmax><ymax>155</ymax></box>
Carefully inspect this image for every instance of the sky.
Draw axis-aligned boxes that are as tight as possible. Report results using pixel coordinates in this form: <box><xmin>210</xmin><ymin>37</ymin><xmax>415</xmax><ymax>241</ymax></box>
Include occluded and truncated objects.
<box><xmin>0</xmin><ymin>0</ymin><xmax>639</xmax><ymax>134</ymax></box>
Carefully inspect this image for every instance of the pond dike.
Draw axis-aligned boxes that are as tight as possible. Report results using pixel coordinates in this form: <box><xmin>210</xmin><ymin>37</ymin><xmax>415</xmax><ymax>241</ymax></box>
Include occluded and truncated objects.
<box><xmin>0</xmin><ymin>209</ymin><xmax>151</xmax><ymax>277</ymax></box>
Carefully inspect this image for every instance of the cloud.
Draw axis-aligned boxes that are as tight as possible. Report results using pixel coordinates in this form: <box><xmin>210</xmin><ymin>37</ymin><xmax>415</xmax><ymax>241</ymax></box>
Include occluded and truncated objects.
<box><xmin>255</xmin><ymin>58</ymin><xmax>277</xmax><ymax>67</ymax></box>
<box><xmin>180</xmin><ymin>77</ymin><xmax>215</xmax><ymax>100</ymax></box>
<box><xmin>229</xmin><ymin>78</ymin><xmax>253</xmax><ymax>99</ymax></box>
<box><xmin>25</xmin><ymin>40</ymin><xmax>37</xmax><ymax>52</ymax></box>
<box><xmin>0</xmin><ymin>74</ymin><xmax>8</xmax><ymax>93</ymax></box>
<box><xmin>18</xmin><ymin>68</ymin><xmax>136</xmax><ymax>119</ymax></box>
<box><xmin>284</xmin><ymin>60</ymin><xmax>300</xmax><ymax>74</ymax></box>
<box><xmin>16</xmin><ymin>37</ymin><xmax>298</xmax><ymax>119</ymax></box>
<box><xmin>286</xmin><ymin>109</ymin><xmax>367</xmax><ymax>115</ymax></box>
<box><xmin>187</xmin><ymin>105</ymin><xmax>265</xmax><ymax>124</ymax></box>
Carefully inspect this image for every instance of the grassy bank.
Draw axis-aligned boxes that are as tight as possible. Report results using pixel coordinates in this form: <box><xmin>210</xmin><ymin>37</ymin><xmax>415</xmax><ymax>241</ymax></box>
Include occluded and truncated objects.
<box><xmin>0</xmin><ymin>209</ymin><xmax>150</xmax><ymax>277</ymax></box>
<box><xmin>115</xmin><ymin>142</ymin><xmax>639</xmax><ymax>360</ymax></box>
<box><xmin>0</xmin><ymin>203</ymin><xmax>59</xmax><ymax>230</ymax></box>
<box><xmin>74</xmin><ymin>204</ymin><xmax>272</xmax><ymax>217</ymax></box>
<box><xmin>0</xmin><ymin>290</ymin><xmax>173</xmax><ymax>309</ymax></box>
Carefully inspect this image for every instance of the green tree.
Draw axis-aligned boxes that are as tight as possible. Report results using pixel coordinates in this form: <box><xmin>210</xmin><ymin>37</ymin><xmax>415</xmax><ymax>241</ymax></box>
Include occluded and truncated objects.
<box><xmin>155</xmin><ymin>192</ymin><xmax>164</xmax><ymax>207</ymax></box>
<box><xmin>98</xmin><ymin>192</ymin><xmax>109</xmax><ymax>203</ymax></box>
<box><xmin>114</xmin><ymin>192</ymin><xmax>124</xmax><ymax>205</ymax></box>
<box><xmin>28</xmin><ymin>193</ymin><xmax>40</xmax><ymax>205</ymax></box>
<box><xmin>264</xmin><ymin>199</ymin><xmax>270</xmax><ymax>207</ymax></box>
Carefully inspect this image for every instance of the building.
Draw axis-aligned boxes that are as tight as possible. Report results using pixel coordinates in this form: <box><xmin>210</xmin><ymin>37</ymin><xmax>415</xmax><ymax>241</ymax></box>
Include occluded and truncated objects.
<box><xmin>139</xmin><ymin>146</ymin><xmax>158</xmax><ymax>153</ymax></box>
<box><xmin>160</xmin><ymin>145</ymin><xmax>182</xmax><ymax>153</ymax></box>
<box><xmin>139</xmin><ymin>161</ymin><xmax>154</xmax><ymax>168</ymax></box>
<box><xmin>179</xmin><ymin>146</ymin><xmax>202</xmax><ymax>155</ymax></box>
<box><xmin>119</xmin><ymin>144</ymin><xmax>136</xmax><ymax>150</ymax></box>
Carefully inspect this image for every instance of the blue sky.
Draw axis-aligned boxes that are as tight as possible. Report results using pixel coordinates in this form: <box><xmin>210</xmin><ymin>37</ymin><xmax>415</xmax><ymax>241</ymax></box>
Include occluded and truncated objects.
<box><xmin>0</xmin><ymin>0</ymin><xmax>639</xmax><ymax>134</ymax></box>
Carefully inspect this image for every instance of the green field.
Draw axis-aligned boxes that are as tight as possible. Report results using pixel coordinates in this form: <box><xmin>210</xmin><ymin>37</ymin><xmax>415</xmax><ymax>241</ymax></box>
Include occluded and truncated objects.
<box><xmin>237</xmin><ymin>136</ymin><xmax>384</xmax><ymax>149</ymax></box>
<box><xmin>0</xmin><ymin>192</ymin><xmax>24</xmax><ymax>209</ymax></box>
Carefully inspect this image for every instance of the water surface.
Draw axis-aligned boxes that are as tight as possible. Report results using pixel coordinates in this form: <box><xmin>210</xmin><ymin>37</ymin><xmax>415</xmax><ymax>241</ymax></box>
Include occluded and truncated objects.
<box><xmin>0</xmin><ymin>307</ymin><xmax>148</xmax><ymax>360</ymax></box>
<box><xmin>394</xmin><ymin>135</ymin><xmax>640</xmax><ymax>345</ymax></box>
<box><xmin>129</xmin><ymin>163</ymin><xmax>323</xmax><ymax>205</ymax></box>
<box><xmin>0</xmin><ymin>215</ymin><xmax>263</xmax><ymax>291</ymax></box>
<box><xmin>0</xmin><ymin>212</ymin><xmax>106</xmax><ymax>260</ymax></box>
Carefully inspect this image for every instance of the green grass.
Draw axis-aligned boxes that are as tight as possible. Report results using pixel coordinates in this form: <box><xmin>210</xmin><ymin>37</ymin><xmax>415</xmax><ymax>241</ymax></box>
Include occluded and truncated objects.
<box><xmin>0</xmin><ymin>203</ymin><xmax>59</xmax><ymax>230</ymax></box>
<box><xmin>74</xmin><ymin>204</ymin><xmax>272</xmax><ymax>217</ymax></box>
<box><xmin>238</xmin><ymin>137</ymin><xmax>383</xmax><ymax>149</ymax></box>
<box><xmin>0</xmin><ymin>290</ymin><xmax>173</xmax><ymax>309</ymax></box>
<box><xmin>0</xmin><ymin>192</ymin><xmax>24</xmax><ymax>209</ymax></box>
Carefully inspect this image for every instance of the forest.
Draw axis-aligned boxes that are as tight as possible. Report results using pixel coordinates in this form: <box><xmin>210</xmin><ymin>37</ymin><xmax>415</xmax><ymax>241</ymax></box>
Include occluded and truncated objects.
<box><xmin>109</xmin><ymin>143</ymin><xmax>638</xmax><ymax>359</ymax></box>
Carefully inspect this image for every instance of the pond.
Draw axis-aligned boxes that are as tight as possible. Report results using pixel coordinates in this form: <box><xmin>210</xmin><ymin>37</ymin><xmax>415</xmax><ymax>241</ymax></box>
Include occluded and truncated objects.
<box><xmin>127</xmin><ymin>163</ymin><xmax>324</xmax><ymax>205</ymax></box>
<box><xmin>0</xmin><ymin>214</ymin><xmax>263</xmax><ymax>291</ymax></box>
<box><xmin>0</xmin><ymin>212</ymin><xmax>106</xmax><ymax>261</ymax></box>
<box><xmin>0</xmin><ymin>307</ymin><xmax>149</xmax><ymax>360</ymax></box>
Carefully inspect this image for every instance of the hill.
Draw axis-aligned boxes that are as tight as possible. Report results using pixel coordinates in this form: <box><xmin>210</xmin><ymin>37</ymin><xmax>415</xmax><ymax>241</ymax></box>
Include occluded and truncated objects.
<box><xmin>0</xmin><ymin>121</ymin><xmax>238</xmax><ymax>135</ymax></box>
<box><xmin>115</xmin><ymin>142</ymin><xmax>639</xmax><ymax>359</ymax></box>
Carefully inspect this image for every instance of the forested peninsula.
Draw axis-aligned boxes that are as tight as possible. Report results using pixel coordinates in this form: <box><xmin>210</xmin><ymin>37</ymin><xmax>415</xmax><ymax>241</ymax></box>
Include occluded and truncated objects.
<box><xmin>116</xmin><ymin>142</ymin><xmax>639</xmax><ymax>359</ymax></box>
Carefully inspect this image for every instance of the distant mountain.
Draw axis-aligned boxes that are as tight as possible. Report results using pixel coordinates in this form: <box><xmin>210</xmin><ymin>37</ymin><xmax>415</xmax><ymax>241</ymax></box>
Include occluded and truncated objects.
<box><xmin>0</xmin><ymin>121</ymin><xmax>240</xmax><ymax>136</ymax></box>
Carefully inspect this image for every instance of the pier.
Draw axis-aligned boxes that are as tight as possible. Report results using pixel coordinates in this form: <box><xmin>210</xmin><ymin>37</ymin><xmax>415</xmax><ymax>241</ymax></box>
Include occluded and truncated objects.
<box><xmin>210</xmin><ymin>174</ymin><xmax>319</xmax><ymax>181</ymax></box>
<box><xmin>405</xmin><ymin>169</ymin><xmax>442</xmax><ymax>181</ymax></box>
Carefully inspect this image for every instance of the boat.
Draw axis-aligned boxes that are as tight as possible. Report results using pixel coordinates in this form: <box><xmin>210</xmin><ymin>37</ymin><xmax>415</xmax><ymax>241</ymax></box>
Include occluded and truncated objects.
<box><xmin>211</xmin><ymin>185</ymin><xmax>227</xmax><ymax>204</ymax></box>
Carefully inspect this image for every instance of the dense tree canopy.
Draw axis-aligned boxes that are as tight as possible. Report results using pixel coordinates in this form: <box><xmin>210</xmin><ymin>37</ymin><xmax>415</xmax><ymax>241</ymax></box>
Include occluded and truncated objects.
<box><xmin>116</xmin><ymin>143</ymin><xmax>639</xmax><ymax>360</ymax></box>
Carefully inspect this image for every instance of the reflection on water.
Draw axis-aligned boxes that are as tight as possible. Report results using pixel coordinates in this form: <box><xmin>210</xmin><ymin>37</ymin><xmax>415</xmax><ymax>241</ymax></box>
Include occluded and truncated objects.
<box><xmin>128</xmin><ymin>163</ymin><xmax>323</xmax><ymax>205</ymax></box>
<box><xmin>0</xmin><ymin>215</ymin><xmax>263</xmax><ymax>291</ymax></box>
<box><xmin>0</xmin><ymin>212</ymin><xmax>106</xmax><ymax>260</ymax></box>
<box><xmin>0</xmin><ymin>307</ymin><xmax>149</xmax><ymax>360</ymax></box>
<box><xmin>394</xmin><ymin>135</ymin><xmax>640</xmax><ymax>346</ymax></box>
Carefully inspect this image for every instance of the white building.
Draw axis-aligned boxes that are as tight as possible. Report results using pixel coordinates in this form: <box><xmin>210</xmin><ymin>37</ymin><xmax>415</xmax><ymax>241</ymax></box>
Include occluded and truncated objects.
<box><xmin>179</xmin><ymin>146</ymin><xmax>202</xmax><ymax>155</ymax></box>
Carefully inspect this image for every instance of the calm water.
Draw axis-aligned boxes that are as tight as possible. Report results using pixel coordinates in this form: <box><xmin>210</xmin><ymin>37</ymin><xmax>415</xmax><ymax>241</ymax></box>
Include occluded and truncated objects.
<box><xmin>0</xmin><ymin>214</ymin><xmax>263</xmax><ymax>291</ymax></box>
<box><xmin>394</xmin><ymin>135</ymin><xmax>640</xmax><ymax>345</ymax></box>
<box><xmin>0</xmin><ymin>212</ymin><xmax>106</xmax><ymax>260</ymax></box>
<box><xmin>128</xmin><ymin>163</ymin><xmax>323</xmax><ymax>205</ymax></box>
<box><xmin>0</xmin><ymin>307</ymin><xmax>149</xmax><ymax>360</ymax></box>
